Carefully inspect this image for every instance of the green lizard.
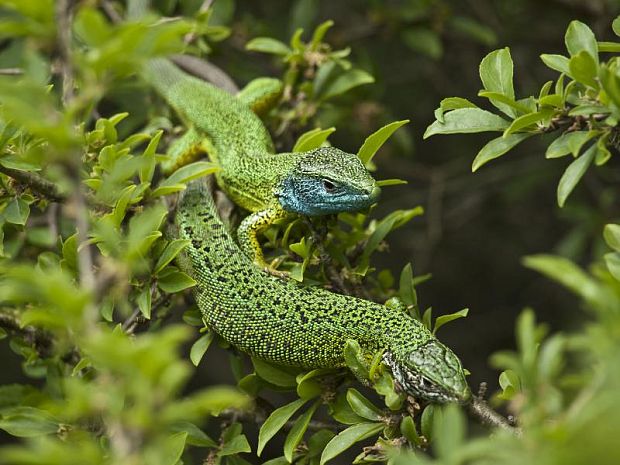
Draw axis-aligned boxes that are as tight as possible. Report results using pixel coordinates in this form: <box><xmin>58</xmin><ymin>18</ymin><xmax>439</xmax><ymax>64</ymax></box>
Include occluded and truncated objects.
<box><xmin>175</xmin><ymin>178</ymin><xmax>471</xmax><ymax>404</ymax></box>
<box><xmin>141</xmin><ymin>58</ymin><xmax>380</xmax><ymax>277</ymax></box>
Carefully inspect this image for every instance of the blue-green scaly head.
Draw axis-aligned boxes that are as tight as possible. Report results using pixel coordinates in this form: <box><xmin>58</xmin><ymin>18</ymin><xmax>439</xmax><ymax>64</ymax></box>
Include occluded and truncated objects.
<box><xmin>276</xmin><ymin>147</ymin><xmax>380</xmax><ymax>216</ymax></box>
<box><xmin>383</xmin><ymin>340</ymin><xmax>471</xmax><ymax>404</ymax></box>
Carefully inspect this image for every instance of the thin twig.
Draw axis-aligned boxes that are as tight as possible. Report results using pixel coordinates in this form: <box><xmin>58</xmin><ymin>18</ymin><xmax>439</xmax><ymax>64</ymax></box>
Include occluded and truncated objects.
<box><xmin>55</xmin><ymin>0</ymin><xmax>75</xmax><ymax>104</ymax></box>
<box><xmin>468</xmin><ymin>397</ymin><xmax>520</xmax><ymax>435</ymax></box>
<box><xmin>183</xmin><ymin>0</ymin><xmax>215</xmax><ymax>44</ymax></box>
<box><xmin>101</xmin><ymin>0</ymin><xmax>123</xmax><ymax>24</ymax></box>
<box><xmin>0</xmin><ymin>165</ymin><xmax>65</xmax><ymax>201</ymax></box>
<box><xmin>122</xmin><ymin>293</ymin><xmax>168</xmax><ymax>334</ymax></box>
<box><xmin>171</xmin><ymin>55</ymin><xmax>239</xmax><ymax>94</ymax></box>
<box><xmin>0</xmin><ymin>68</ymin><xmax>23</xmax><ymax>76</ymax></box>
<box><xmin>0</xmin><ymin>311</ymin><xmax>54</xmax><ymax>358</ymax></box>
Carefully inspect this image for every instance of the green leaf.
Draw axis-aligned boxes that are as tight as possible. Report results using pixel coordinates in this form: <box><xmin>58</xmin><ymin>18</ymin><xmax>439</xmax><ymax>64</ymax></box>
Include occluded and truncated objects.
<box><xmin>160</xmin><ymin>432</ymin><xmax>188</xmax><ymax>465</ymax></box>
<box><xmin>503</xmin><ymin>109</ymin><xmax>554</xmax><ymax>136</ymax></box>
<box><xmin>600</xmin><ymin>66</ymin><xmax>620</xmax><ymax>107</ymax></box>
<box><xmin>604</xmin><ymin>252</ymin><xmax>620</xmax><ymax>280</ymax></box>
<box><xmin>604</xmin><ymin>224</ymin><xmax>620</xmax><ymax>252</ymax></box>
<box><xmin>450</xmin><ymin>16</ymin><xmax>497</xmax><ymax>46</ymax></box>
<box><xmin>296</xmin><ymin>368</ymin><xmax>335</xmax><ymax>400</ymax></box>
<box><xmin>545</xmin><ymin>131</ymin><xmax>595</xmax><ymax>159</ymax></box>
<box><xmin>522</xmin><ymin>255</ymin><xmax>599</xmax><ymax>303</ymax></box>
<box><xmin>246</xmin><ymin>37</ymin><xmax>292</xmax><ymax>55</ymax></box>
<box><xmin>401</xmin><ymin>28</ymin><xmax>443</xmax><ymax>60</ymax></box>
<box><xmin>569</xmin><ymin>51</ymin><xmax>599</xmax><ymax>88</ymax></box>
<box><xmin>293</xmin><ymin>127</ymin><xmax>336</xmax><ymax>152</ymax></box>
<box><xmin>433</xmin><ymin>308</ymin><xmax>469</xmax><ymax>334</ymax></box>
<box><xmin>320</xmin><ymin>422</ymin><xmax>383</xmax><ymax>465</ymax></box>
<box><xmin>498</xmin><ymin>370</ymin><xmax>520</xmax><ymax>399</ymax></box>
<box><xmin>283</xmin><ymin>400</ymin><xmax>321</xmax><ymax>462</ymax></box>
<box><xmin>433</xmin><ymin>404</ymin><xmax>465</xmax><ymax>459</ymax></box>
<box><xmin>424</xmin><ymin>108</ymin><xmax>508</xmax><ymax>138</ymax></box>
<box><xmin>472</xmin><ymin>133</ymin><xmax>532</xmax><ymax>172</ymax></box>
<box><xmin>357</xmin><ymin>120</ymin><xmax>409</xmax><ymax>166</ymax></box>
<box><xmin>376</xmin><ymin>179</ymin><xmax>407</xmax><ymax>187</ymax></box>
<box><xmin>421</xmin><ymin>405</ymin><xmax>436</xmax><ymax>440</ymax></box>
<box><xmin>398</xmin><ymin>263</ymin><xmax>417</xmax><ymax>308</ymax></box>
<box><xmin>140</xmin><ymin>130</ymin><xmax>162</xmax><ymax>184</ymax></box>
<box><xmin>220</xmin><ymin>434</ymin><xmax>251</xmax><ymax>456</ymax></box>
<box><xmin>170</xmin><ymin>421</ymin><xmax>217</xmax><ymax>447</ymax></box>
<box><xmin>565</xmin><ymin>20</ymin><xmax>598</xmax><ymax>63</ymax></box>
<box><xmin>477</xmin><ymin>91</ymin><xmax>530</xmax><ymax>115</ymax></box>
<box><xmin>479</xmin><ymin>47</ymin><xmax>516</xmax><ymax>117</ymax></box>
<box><xmin>595</xmin><ymin>135</ymin><xmax>612</xmax><ymax>166</ymax></box>
<box><xmin>0</xmin><ymin>407</ymin><xmax>59</xmax><ymax>437</ymax></box>
<box><xmin>151</xmin><ymin>161</ymin><xmax>218</xmax><ymax>197</ymax></box>
<box><xmin>154</xmin><ymin>239</ymin><xmax>191</xmax><ymax>274</ymax></box>
<box><xmin>557</xmin><ymin>144</ymin><xmax>596</xmax><ymax>207</ymax></box>
<box><xmin>344</xmin><ymin>339</ymin><xmax>370</xmax><ymax>381</ymax></box>
<box><xmin>540</xmin><ymin>54</ymin><xmax>570</xmax><ymax>75</ymax></box>
<box><xmin>190</xmin><ymin>331</ymin><xmax>214</xmax><ymax>367</ymax></box>
<box><xmin>362</xmin><ymin>208</ymin><xmax>423</xmax><ymax>260</ymax></box>
<box><xmin>401</xmin><ymin>416</ymin><xmax>423</xmax><ymax>447</ymax></box>
<box><xmin>539</xmin><ymin>93</ymin><xmax>564</xmax><ymax>108</ymax></box>
<box><xmin>320</xmin><ymin>69</ymin><xmax>374</xmax><ymax>101</ymax></box>
<box><xmin>252</xmin><ymin>358</ymin><xmax>298</xmax><ymax>387</ymax></box>
<box><xmin>613</xmin><ymin>16</ymin><xmax>620</xmax><ymax>36</ymax></box>
<box><xmin>4</xmin><ymin>197</ymin><xmax>30</xmax><ymax>225</ymax></box>
<box><xmin>346</xmin><ymin>389</ymin><xmax>382</xmax><ymax>421</ymax></box>
<box><xmin>434</xmin><ymin>97</ymin><xmax>477</xmax><ymax>123</ymax></box>
<box><xmin>137</xmin><ymin>286</ymin><xmax>152</xmax><ymax>319</ymax></box>
<box><xmin>257</xmin><ymin>398</ymin><xmax>308</xmax><ymax>456</ymax></box>
<box><xmin>598</xmin><ymin>41</ymin><xmax>620</xmax><ymax>53</ymax></box>
<box><xmin>311</xmin><ymin>20</ymin><xmax>334</xmax><ymax>50</ymax></box>
<box><xmin>157</xmin><ymin>269</ymin><xmax>197</xmax><ymax>293</ymax></box>
<box><xmin>111</xmin><ymin>185</ymin><xmax>137</xmax><ymax>228</ymax></box>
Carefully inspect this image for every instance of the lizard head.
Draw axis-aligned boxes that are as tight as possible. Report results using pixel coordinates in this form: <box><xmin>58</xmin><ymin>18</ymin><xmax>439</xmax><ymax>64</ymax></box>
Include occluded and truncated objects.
<box><xmin>383</xmin><ymin>340</ymin><xmax>471</xmax><ymax>404</ymax></box>
<box><xmin>276</xmin><ymin>147</ymin><xmax>380</xmax><ymax>216</ymax></box>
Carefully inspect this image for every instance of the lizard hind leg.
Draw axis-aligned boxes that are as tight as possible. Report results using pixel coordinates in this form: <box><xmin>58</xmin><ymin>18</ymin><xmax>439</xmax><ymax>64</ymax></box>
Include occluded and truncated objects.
<box><xmin>237</xmin><ymin>206</ymin><xmax>289</xmax><ymax>278</ymax></box>
<box><xmin>236</xmin><ymin>78</ymin><xmax>284</xmax><ymax>117</ymax></box>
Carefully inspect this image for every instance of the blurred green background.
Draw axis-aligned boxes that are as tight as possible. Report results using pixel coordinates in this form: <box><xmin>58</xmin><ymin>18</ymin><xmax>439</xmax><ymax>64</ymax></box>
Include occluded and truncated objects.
<box><xmin>2</xmin><ymin>0</ymin><xmax>620</xmax><ymax>456</ymax></box>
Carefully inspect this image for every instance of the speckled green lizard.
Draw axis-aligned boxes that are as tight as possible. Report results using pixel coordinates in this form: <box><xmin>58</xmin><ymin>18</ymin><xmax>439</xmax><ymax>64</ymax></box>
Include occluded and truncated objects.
<box><xmin>141</xmin><ymin>58</ymin><xmax>380</xmax><ymax>276</ymax></box>
<box><xmin>175</xmin><ymin>178</ymin><xmax>471</xmax><ymax>404</ymax></box>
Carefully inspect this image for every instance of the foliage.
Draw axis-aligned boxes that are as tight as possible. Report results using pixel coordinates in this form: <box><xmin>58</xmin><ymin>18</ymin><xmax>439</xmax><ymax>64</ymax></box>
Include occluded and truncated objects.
<box><xmin>425</xmin><ymin>20</ymin><xmax>620</xmax><ymax>207</ymax></box>
<box><xmin>0</xmin><ymin>1</ymin><xmax>619</xmax><ymax>465</ymax></box>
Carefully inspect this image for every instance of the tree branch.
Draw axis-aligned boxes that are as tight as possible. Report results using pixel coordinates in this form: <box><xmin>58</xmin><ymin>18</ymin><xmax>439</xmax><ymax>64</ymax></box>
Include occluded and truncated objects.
<box><xmin>55</xmin><ymin>0</ymin><xmax>75</xmax><ymax>104</ymax></box>
<box><xmin>469</xmin><ymin>397</ymin><xmax>520</xmax><ymax>435</ymax></box>
<box><xmin>0</xmin><ymin>311</ymin><xmax>54</xmax><ymax>358</ymax></box>
<box><xmin>171</xmin><ymin>55</ymin><xmax>239</xmax><ymax>94</ymax></box>
<box><xmin>0</xmin><ymin>165</ymin><xmax>65</xmax><ymax>202</ymax></box>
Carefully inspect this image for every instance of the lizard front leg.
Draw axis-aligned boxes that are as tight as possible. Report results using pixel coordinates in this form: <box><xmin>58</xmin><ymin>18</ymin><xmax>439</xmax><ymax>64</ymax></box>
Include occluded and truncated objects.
<box><xmin>237</xmin><ymin>205</ymin><xmax>289</xmax><ymax>278</ymax></box>
<box><xmin>161</xmin><ymin>126</ymin><xmax>209</xmax><ymax>175</ymax></box>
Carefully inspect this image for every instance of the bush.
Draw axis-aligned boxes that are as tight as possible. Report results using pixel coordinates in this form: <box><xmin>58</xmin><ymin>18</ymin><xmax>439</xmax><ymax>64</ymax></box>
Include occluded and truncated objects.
<box><xmin>0</xmin><ymin>1</ymin><xmax>618</xmax><ymax>465</ymax></box>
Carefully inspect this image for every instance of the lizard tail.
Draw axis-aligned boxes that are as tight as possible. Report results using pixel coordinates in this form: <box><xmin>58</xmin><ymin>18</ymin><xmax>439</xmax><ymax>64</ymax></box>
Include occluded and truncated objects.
<box><xmin>140</xmin><ymin>58</ymin><xmax>188</xmax><ymax>102</ymax></box>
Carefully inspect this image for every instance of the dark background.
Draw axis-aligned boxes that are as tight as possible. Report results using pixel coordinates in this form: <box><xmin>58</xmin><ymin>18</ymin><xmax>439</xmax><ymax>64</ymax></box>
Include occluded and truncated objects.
<box><xmin>2</xmin><ymin>0</ymin><xmax>620</xmax><ymax>458</ymax></box>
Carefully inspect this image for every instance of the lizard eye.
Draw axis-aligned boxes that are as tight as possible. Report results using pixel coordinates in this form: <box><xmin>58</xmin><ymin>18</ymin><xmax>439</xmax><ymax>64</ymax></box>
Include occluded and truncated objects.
<box><xmin>322</xmin><ymin>179</ymin><xmax>337</xmax><ymax>193</ymax></box>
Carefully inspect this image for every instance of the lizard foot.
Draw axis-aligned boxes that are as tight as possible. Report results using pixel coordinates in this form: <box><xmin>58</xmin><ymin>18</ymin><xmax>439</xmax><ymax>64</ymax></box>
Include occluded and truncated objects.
<box><xmin>262</xmin><ymin>265</ymin><xmax>289</xmax><ymax>279</ymax></box>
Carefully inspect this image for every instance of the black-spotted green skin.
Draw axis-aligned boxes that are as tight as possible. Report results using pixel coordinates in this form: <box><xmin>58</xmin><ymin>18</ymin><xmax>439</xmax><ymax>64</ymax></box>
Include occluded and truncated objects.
<box><xmin>175</xmin><ymin>180</ymin><xmax>471</xmax><ymax>404</ymax></box>
<box><xmin>143</xmin><ymin>59</ymin><xmax>379</xmax><ymax>275</ymax></box>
